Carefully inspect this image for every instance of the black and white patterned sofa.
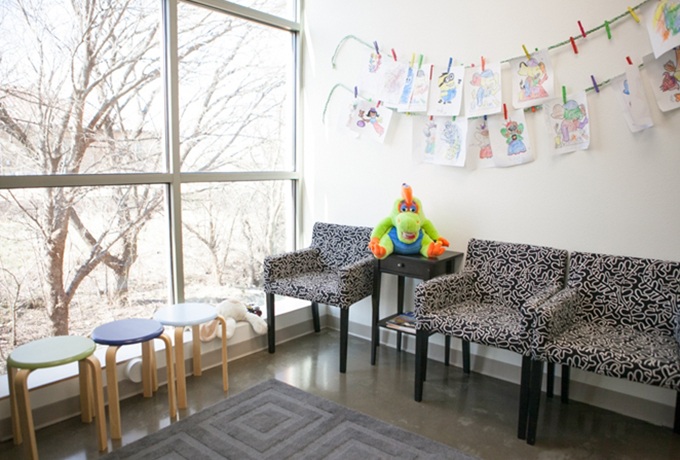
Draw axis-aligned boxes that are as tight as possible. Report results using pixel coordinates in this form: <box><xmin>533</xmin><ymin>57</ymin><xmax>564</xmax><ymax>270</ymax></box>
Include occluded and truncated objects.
<box><xmin>413</xmin><ymin>238</ymin><xmax>568</xmax><ymax>440</ymax></box>
<box><xmin>526</xmin><ymin>251</ymin><xmax>680</xmax><ymax>444</ymax></box>
<box><xmin>263</xmin><ymin>222</ymin><xmax>374</xmax><ymax>373</ymax></box>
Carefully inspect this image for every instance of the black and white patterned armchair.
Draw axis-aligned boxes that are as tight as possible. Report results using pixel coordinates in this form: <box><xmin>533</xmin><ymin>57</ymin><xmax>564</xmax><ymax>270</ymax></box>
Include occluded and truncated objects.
<box><xmin>263</xmin><ymin>222</ymin><xmax>374</xmax><ymax>373</ymax></box>
<box><xmin>526</xmin><ymin>251</ymin><xmax>680</xmax><ymax>444</ymax></box>
<box><xmin>413</xmin><ymin>238</ymin><xmax>568</xmax><ymax>441</ymax></box>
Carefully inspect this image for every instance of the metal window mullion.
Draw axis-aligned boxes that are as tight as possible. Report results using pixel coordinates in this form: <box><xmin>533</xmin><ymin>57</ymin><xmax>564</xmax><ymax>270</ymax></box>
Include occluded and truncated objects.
<box><xmin>164</xmin><ymin>0</ymin><xmax>186</xmax><ymax>304</ymax></box>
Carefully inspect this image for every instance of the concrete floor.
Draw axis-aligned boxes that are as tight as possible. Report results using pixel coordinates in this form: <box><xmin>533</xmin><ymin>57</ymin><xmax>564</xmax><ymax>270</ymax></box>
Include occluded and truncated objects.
<box><xmin>2</xmin><ymin>329</ymin><xmax>680</xmax><ymax>459</ymax></box>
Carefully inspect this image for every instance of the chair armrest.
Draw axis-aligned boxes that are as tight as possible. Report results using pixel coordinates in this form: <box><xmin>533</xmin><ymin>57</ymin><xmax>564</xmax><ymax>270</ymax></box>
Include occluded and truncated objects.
<box><xmin>338</xmin><ymin>256</ymin><xmax>374</xmax><ymax>293</ymax></box>
<box><xmin>263</xmin><ymin>248</ymin><xmax>321</xmax><ymax>285</ymax></box>
<box><xmin>414</xmin><ymin>270</ymin><xmax>476</xmax><ymax>317</ymax></box>
<box><xmin>529</xmin><ymin>287</ymin><xmax>582</xmax><ymax>358</ymax></box>
<box><xmin>520</xmin><ymin>283</ymin><xmax>564</xmax><ymax>330</ymax></box>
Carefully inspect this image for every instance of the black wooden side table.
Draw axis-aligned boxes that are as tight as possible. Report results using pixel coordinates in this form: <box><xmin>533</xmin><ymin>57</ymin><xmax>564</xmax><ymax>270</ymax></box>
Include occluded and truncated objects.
<box><xmin>371</xmin><ymin>250</ymin><xmax>464</xmax><ymax>365</ymax></box>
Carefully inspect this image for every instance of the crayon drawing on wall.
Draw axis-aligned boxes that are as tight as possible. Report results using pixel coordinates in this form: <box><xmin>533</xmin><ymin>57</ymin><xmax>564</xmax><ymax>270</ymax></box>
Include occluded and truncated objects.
<box><xmin>467</xmin><ymin>117</ymin><xmax>495</xmax><ymax>168</ymax></box>
<box><xmin>412</xmin><ymin>116</ymin><xmax>467</xmax><ymax>167</ymax></box>
<box><xmin>612</xmin><ymin>66</ymin><xmax>654</xmax><ymax>133</ymax></box>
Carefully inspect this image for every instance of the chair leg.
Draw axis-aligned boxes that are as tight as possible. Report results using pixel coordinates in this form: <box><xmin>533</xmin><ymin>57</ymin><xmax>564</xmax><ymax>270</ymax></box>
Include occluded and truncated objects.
<box><xmin>339</xmin><ymin>308</ymin><xmax>349</xmax><ymax>373</ymax></box>
<box><xmin>462</xmin><ymin>340</ymin><xmax>471</xmax><ymax>374</ymax></box>
<box><xmin>311</xmin><ymin>301</ymin><xmax>321</xmax><ymax>332</ymax></box>
<box><xmin>444</xmin><ymin>336</ymin><xmax>451</xmax><ymax>366</ymax></box>
<box><xmin>674</xmin><ymin>392</ymin><xmax>680</xmax><ymax>434</ymax></box>
<box><xmin>561</xmin><ymin>364</ymin><xmax>570</xmax><ymax>403</ymax></box>
<box><xmin>82</xmin><ymin>356</ymin><xmax>107</xmax><ymax>452</ymax></box>
<box><xmin>414</xmin><ymin>329</ymin><xmax>428</xmax><ymax>402</ymax></box>
<box><xmin>546</xmin><ymin>362</ymin><xmax>555</xmax><ymax>398</ymax></box>
<box><xmin>266</xmin><ymin>293</ymin><xmax>275</xmax><ymax>353</ymax></box>
<box><xmin>526</xmin><ymin>359</ymin><xmax>544</xmax><ymax>445</ymax></box>
<box><xmin>216</xmin><ymin>315</ymin><xmax>229</xmax><ymax>392</ymax></box>
<box><xmin>14</xmin><ymin>369</ymin><xmax>38</xmax><ymax>460</ymax></box>
<box><xmin>518</xmin><ymin>355</ymin><xmax>532</xmax><ymax>440</ymax></box>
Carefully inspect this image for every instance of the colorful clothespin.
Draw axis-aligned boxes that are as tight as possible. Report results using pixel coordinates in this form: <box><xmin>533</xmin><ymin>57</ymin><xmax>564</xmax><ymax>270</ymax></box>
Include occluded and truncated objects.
<box><xmin>481</xmin><ymin>56</ymin><xmax>486</xmax><ymax>71</ymax></box>
<box><xmin>522</xmin><ymin>45</ymin><xmax>531</xmax><ymax>60</ymax></box>
<box><xmin>503</xmin><ymin>103</ymin><xmax>508</xmax><ymax>120</ymax></box>
<box><xmin>570</xmin><ymin>36</ymin><xmax>579</xmax><ymax>54</ymax></box>
<box><xmin>578</xmin><ymin>20</ymin><xmax>587</xmax><ymax>38</ymax></box>
<box><xmin>605</xmin><ymin>20</ymin><xmax>612</xmax><ymax>39</ymax></box>
<box><xmin>562</xmin><ymin>86</ymin><xmax>567</xmax><ymax>104</ymax></box>
<box><xmin>590</xmin><ymin>75</ymin><xmax>600</xmax><ymax>93</ymax></box>
<box><xmin>447</xmin><ymin>57</ymin><xmax>453</xmax><ymax>73</ymax></box>
<box><xmin>429</xmin><ymin>64</ymin><xmax>434</xmax><ymax>80</ymax></box>
<box><xmin>627</xmin><ymin>6</ymin><xmax>640</xmax><ymax>23</ymax></box>
<box><xmin>391</xmin><ymin>48</ymin><xmax>398</xmax><ymax>61</ymax></box>
<box><xmin>418</xmin><ymin>54</ymin><xmax>424</xmax><ymax>69</ymax></box>
<box><xmin>410</xmin><ymin>53</ymin><xmax>416</xmax><ymax>68</ymax></box>
<box><xmin>626</xmin><ymin>56</ymin><xmax>633</xmax><ymax>65</ymax></box>
<box><xmin>354</xmin><ymin>86</ymin><xmax>358</xmax><ymax>98</ymax></box>
<box><xmin>374</xmin><ymin>41</ymin><xmax>380</xmax><ymax>55</ymax></box>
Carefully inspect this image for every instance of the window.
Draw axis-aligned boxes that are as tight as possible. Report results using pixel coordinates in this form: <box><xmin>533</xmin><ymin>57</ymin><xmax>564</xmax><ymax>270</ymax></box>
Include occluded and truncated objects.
<box><xmin>0</xmin><ymin>0</ymin><xmax>299</xmax><ymax>375</ymax></box>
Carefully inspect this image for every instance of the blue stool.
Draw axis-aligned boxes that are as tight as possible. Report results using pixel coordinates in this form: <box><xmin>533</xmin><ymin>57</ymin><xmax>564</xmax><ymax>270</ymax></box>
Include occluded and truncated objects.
<box><xmin>154</xmin><ymin>303</ymin><xmax>228</xmax><ymax>409</ymax></box>
<box><xmin>7</xmin><ymin>336</ymin><xmax>107</xmax><ymax>459</ymax></box>
<box><xmin>91</xmin><ymin>318</ymin><xmax>176</xmax><ymax>440</ymax></box>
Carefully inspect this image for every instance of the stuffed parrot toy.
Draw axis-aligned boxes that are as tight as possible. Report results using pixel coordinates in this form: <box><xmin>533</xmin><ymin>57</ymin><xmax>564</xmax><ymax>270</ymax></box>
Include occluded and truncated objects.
<box><xmin>368</xmin><ymin>183</ymin><xmax>449</xmax><ymax>259</ymax></box>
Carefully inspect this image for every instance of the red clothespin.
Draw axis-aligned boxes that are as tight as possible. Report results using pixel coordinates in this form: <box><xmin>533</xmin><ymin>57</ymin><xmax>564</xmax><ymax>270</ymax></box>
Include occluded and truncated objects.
<box><xmin>429</xmin><ymin>64</ymin><xmax>434</xmax><ymax>80</ymax></box>
<box><xmin>626</xmin><ymin>56</ymin><xmax>633</xmax><ymax>65</ymax></box>
<box><xmin>578</xmin><ymin>20</ymin><xmax>587</xmax><ymax>38</ymax></box>
<box><xmin>503</xmin><ymin>103</ymin><xmax>508</xmax><ymax>120</ymax></box>
<box><xmin>481</xmin><ymin>56</ymin><xmax>486</xmax><ymax>71</ymax></box>
<box><xmin>570</xmin><ymin>37</ymin><xmax>578</xmax><ymax>54</ymax></box>
<box><xmin>391</xmin><ymin>48</ymin><xmax>398</xmax><ymax>61</ymax></box>
<box><xmin>377</xmin><ymin>100</ymin><xmax>382</xmax><ymax>107</ymax></box>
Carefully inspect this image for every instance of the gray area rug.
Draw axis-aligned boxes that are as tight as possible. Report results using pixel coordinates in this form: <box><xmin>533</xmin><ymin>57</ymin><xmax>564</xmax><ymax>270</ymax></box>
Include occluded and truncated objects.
<box><xmin>103</xmin><ymin>379</ymin><xmax>476</xmax><ymax>459</ymax></box>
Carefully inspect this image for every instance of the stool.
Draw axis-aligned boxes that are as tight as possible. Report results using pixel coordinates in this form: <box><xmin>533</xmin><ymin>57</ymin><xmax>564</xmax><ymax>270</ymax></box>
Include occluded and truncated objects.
<box><xmin>91</xmin><ymin>318</ymin><xmax>176</xmax><ymax>440</ymax></box>
<box><xmin>153</xmin><ymin>303</ymin><xmax>228</xmax><ymax>409</ymax></box>
<box><xmin>7</xmin><ymin>336</ymin><xmax>107</xmax><ymax>460</ymax></box>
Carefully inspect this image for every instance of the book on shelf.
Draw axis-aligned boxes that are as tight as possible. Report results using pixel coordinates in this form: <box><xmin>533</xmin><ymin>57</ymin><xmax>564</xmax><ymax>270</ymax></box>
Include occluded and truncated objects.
<box><xmin>385</xmin><ymin>311</ymin><xmax>417</xmax><ymax>333</ymax></box>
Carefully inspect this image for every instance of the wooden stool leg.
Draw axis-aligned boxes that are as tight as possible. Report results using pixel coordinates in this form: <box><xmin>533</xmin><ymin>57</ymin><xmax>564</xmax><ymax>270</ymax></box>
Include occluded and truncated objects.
<box><xmin>83</xmin><ymin>356</ymin><xmax>107</xmax><ymax>451</ymax></box>
<box><xmin>14</xmin><ymin>369</ymin><xmax>38</xmax><ymax>460</ymax></box>
<box><xmin>141</xmin><ymin>341</ymin><xmax>154</xmax><ymax>398</ymax></box>
<box><xmin>216</xmin><ymin>316</ymin><xmax>229</xmax><ymax>392</ymax></box>
<box><xmin>78</xmin><ymin>360</ymin><xmax>94</xmax><ymax>422</ymax></box>
<box><xmin>174</xmin><ymin>326</ymin><xmax>187</xmax><ymax>409</ymax></box>
<box><xmin>192</xmin><ymin>325</ymin><xmax>202</xmax><ymax>377</ymax></box>
<box><xmin>151</xmin><ymin>340</ymin><xmax>158</xmax><ymax>392</ymax></box>
<box><xmin>8</xmin><ymin>366</ymin><xmax>22</xmax><ymax>445</ymax></box>
<box><xmin>105</xmin><ymin>346</ymin><xmax>123</xmax><ymax>440</ymax></box>
<box><xmin>159</xmin><ymin>333</ymin><xmax>177</xmax><ymax>418</ymax></box>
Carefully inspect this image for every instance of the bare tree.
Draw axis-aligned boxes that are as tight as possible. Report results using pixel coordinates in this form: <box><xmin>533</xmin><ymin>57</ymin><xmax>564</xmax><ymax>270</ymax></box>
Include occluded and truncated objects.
<box><xmin>0</xmin><ymin>0</ymin><xmax>288</xmax><ymax>338</ymax></box>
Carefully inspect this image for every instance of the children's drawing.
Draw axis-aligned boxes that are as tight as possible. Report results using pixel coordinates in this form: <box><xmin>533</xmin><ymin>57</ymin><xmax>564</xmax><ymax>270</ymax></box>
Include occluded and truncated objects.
<box><xmin>397</xmin><ymin>64</ymin><xmax>416</xmax><ymax>110</ymax></box>
<box><xmin>412</xmin><ymin>116</ymin><xmax>466</xmax><ymax>167</ymax></box>
<box><xmin>465</xmin><ymin>62</ymin><xmax>502</xmax><ymax>117</ymax></box>
<box><xmin>510</xmin><ymin>49</ymin><xmax>554</xmax><ymax>109</ymax></box>
<box><xmin>643</xmin><ymin>0</ymin><xmax>680</xmax><ymax>58</ymax></box>
<box><xmin>381</xmin><ymin>60</ymin><xmax>410</xmax><ymax>108</ymax></box>
<box><xmin>467</xmin><ymin>117</ymin><xmax>494</xmax><ymax>168</ymax></box>
<box><xmin>412</xmin><ymin>116</ymin><xmax>437</xmax><ymax>163</ymax></box>
<box><xmin>427</xmin><ymin>64</ymin><xmax>465</xmax><ymax>117</ymax></box>
<box><xmin>401</xmin><ymin>65</ymin><xmax>432</xmax><ymax>113</ymax></box>
<box><xmin>359</xmin><ymin>51</ymin><xmax>384</xmax><ymax>99</ymax></box>
<box><xmin>487</xmin><ymin>110</ymin><xmax>533</xmax><ymax>167</ymax></box>
<box><xmin>434</xmin><ymin>117</ymin><xmax>467</xmax><ymax>167</ymax></box>
<box><xmin>345</xmin><ymin>99</ymin><xmax>393</xmax><ymax>143</ymax></box>
<box><xmin>543</xmin><ymin>91</ymin><xmax>590</xmax><ymax>154</ymax></box>
<box><xmin>612</xmin><ymin>67</ymin><xmax>654</xmax><ymax>133</ymax></box>
<box><xmin>643</xmin><ymin>48</ymin><xmax>680</xmax><ymax>112</ymax></box>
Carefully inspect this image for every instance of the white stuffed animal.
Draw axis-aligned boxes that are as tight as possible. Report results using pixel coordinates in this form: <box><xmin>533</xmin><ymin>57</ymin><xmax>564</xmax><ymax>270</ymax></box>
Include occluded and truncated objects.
<box><xmin>199</xmin><ymin>299</ymin><xmax>268</xmax><ymax>342</ymax></box>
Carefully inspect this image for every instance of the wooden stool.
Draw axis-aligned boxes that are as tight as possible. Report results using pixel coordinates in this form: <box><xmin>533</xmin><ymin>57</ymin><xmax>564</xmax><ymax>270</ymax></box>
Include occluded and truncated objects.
<box><xmin>153</xmin><ymin>303</ymin><xmax>228</xmax><ymax>409</ymax></box>
<box><xmin>91</xmin><ymin>318</ymin><xmax>176</xmax><ymax>440</ymax></box>
<box><xmin>7</xmin><ymin>336</ymin><xmax>107</xmax><ymax>460</ymax></box>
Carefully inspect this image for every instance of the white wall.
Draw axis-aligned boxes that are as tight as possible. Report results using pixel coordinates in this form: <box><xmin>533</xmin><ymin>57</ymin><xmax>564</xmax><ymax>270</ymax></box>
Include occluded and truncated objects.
<box><xmin>301</xmin><ymin>0</ymin><xmax>680</xmax><ymax>423</ymax></box>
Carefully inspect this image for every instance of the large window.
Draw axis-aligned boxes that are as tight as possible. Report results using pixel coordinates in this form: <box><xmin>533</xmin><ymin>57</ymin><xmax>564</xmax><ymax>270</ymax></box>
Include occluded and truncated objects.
<box><xmin>0</xmin><ymin>0</ymin><xmax>299</xmax><ymax>375</ymax></box>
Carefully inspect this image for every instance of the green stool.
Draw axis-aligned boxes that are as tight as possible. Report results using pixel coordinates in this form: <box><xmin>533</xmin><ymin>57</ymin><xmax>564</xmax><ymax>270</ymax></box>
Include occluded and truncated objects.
<box><xmin>7</xmin><ymin>336</ymin><xmax>107</xmax><ymax>460</ymax></box>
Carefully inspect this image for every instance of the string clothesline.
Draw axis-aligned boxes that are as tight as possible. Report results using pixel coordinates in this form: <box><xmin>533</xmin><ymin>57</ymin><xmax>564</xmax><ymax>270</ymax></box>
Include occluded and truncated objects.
<box><xmin>323</xmin><ymin>0</ymin><xmax>651</xmax><ymax>123</ymax></box>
